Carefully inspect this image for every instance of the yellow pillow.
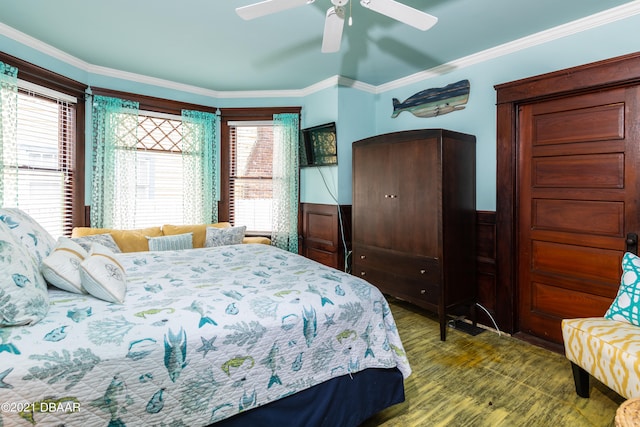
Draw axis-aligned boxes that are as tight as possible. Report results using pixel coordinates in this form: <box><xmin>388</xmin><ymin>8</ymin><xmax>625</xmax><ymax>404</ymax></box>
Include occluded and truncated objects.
<box><xmin>71</xmin><ymin>226</ymin><xmax>163</xmax><ymax>252</ymax></box>
<box><xmin>162</xmin><ymin>223</ymin><xmax>231</xmax><ymax>248</ymax></box>
<box><xmin>243</xmin><ymin>236</ymin><xmax>271</xmax><ymax>245</ymax></box>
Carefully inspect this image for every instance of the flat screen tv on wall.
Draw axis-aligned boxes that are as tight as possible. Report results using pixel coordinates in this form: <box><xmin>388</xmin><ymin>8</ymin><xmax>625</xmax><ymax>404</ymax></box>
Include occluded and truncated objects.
<box><xmin>300</xmin><ymin>122</ymin><xmax>338</xmax><ymax>167</ymax></box>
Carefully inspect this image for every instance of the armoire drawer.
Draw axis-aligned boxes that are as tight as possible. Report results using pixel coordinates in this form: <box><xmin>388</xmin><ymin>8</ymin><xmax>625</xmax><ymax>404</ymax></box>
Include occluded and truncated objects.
<box><xmin>352</xmin><ymin>244</ymin><xmax>441</xmax><ymax>283</ymax></box>
<box><xmin>351</xmin><ymin>263</ymin><xmax>440</xmax><ymax>305</ymax></box>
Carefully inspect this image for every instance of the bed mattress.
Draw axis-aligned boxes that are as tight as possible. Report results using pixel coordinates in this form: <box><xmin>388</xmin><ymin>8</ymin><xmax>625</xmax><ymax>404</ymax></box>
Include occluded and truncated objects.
<box><xmin>0</xmin><ymin>243</ymin><xmax>410</xmax><ymax>426</ymax></box>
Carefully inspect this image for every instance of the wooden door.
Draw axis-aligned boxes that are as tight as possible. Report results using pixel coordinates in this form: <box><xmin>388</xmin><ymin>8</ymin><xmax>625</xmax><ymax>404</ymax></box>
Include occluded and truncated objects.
<box><xmin>518</xmin><ymin>86</ymin><xmax>640</xmax><ymax>344</ymax></box>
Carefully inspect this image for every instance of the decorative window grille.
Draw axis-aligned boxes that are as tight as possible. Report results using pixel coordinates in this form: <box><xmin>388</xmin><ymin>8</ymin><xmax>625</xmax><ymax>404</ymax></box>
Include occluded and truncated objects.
<box><xmin>131</xmin><ymin>111</ymin><xmax>185</xmax><ymax>228</ymax></box>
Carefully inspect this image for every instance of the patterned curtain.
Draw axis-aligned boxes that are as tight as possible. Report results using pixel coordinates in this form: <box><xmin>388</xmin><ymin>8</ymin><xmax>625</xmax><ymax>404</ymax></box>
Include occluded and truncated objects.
<box><xmin>0</xmin><ymin>61</ymin><xmax>18</xmax><ymax>207</ymax></box>
<box><xmin>271</xmin><ymin>113</ymin><xmax>299</xmax><ymax>252</ymax></box>
<box><xmin>91</xmin><ymin>95</ymin><xmax>139</xmax><ymax>229</ymax></box>
<box><xmin>181</xmin><ymin>109</ymin><xmax>219</xmax><ymax>224</ymax></box>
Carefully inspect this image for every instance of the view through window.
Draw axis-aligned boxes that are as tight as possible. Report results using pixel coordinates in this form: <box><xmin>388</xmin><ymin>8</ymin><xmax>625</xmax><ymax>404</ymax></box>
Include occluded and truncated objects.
<box><xmin>229</xmin><ymin>122</ymin><xmax>273</xmax><ymax>233</ymax></box>
<box><xmin>133</xmin><ymin>112</ymin><xmax>185</xmax><ymax>228</ymax></box>
<box><xmin>13</xmin><ymin>85</ymin><xmax>76</xmax><ymax>238</ymax></box>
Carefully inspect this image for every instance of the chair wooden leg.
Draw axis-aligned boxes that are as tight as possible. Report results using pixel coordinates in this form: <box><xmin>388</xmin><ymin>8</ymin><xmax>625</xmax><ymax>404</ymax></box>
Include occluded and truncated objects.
<box><xmin>571</xmin><ymin>362</ymin><xmax>590</xmax><ymax>398</ymax></box>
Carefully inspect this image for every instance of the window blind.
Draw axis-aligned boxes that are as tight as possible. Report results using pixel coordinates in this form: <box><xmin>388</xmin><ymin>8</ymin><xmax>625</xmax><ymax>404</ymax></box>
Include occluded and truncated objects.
<box><xmin>229</xmin><ymin>123</ymin><xmax>274</xmax><ymax>233</ymax></box>
<box><xmin>14</xmin><ymin>86</ymin><xmax>76</xmax><ymax>238</ymax></box>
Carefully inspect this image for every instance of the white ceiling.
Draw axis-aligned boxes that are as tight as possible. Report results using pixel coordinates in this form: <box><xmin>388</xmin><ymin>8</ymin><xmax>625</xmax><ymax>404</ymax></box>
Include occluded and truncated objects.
<box><xmin>0</xmin><ymin>0</ymin><xmax>637</xmax><ymax>92</ymax></box>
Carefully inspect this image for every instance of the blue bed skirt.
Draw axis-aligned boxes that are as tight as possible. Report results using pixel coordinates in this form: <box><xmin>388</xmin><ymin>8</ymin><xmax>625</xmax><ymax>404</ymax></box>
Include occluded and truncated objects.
<box><xmin>213</xmin><ymin>367</ymin><xmax>405</xmax><ymax>426</ymax></box>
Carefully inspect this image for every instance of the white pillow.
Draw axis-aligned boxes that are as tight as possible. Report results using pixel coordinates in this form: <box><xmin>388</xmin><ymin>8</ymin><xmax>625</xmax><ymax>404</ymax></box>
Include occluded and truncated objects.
<box><xmin>79</xmin><ymin>243</ymin><xmax>127</xmax><ymax>303</ymax></box>
<box><xmin>205</xmin><ymin>226</ymin><xmax>246</xmax><ymax>247</ymax></box>
<box><xmin>147</xmin><ymin>232</ymin><xmax>193</xmax><ymax>251</ymax></box>
<box><xmin>41</xmin><ymin>237</ymin><xmax>89</xmax><ymax>294</ymax></box>
<box><xmin>0</xmin><ymin>221</ymin><xmax>49</xmax><ymax>326</ymax></box>
<box><xmin>0</xmin><ymin>208</ymin><xmax>56</xmax><ymax>266</ymax></box>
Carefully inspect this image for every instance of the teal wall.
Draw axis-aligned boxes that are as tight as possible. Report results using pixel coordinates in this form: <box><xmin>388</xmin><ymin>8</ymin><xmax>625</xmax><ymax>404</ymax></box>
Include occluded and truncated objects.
<box><xmin>299</xmin><ymin>86</ymin><xmax>339</xmax><ymax>205</ymax></box>
<box><xmin>335</xmin><ymin>86</ymin><xmax>375</xmax><ymax>205</ymax></box>
<box><xmin>370</xmin><ymin>12</ymin><xmax>640</xmax><ymax>211</ymax></box>
<box><xmin>2</xmin><ymin>11</ymin><xmax>640</xmax><ymax>211</ymax></box>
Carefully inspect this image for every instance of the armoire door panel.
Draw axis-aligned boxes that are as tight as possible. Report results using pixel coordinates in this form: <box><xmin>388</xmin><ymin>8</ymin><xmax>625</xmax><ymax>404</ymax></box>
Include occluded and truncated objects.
<box><xmin>532</xmin><ymin>199</ymin><xmax>624</xmax><ymax>236</ymax></box>
<box><xmin>388</xmin><ymin>139</ymin><xmax>440</xmax><ymax>255</ymax></box>
<box><xmin>352</xmin><ymin>143</ymin><xmax>392</xmax><ymax>249</ymax></box>
<box><xmin>518</xmin><ymin>85</ymin><xmax>640</xmax><ymax>344</ymax></box>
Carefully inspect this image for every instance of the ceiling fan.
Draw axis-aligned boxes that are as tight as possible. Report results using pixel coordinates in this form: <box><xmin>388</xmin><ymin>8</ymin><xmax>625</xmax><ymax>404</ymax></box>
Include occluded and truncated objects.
<box><xmin>236</xmin><ymin>0</ymin><xmax>438</xmax><ymax>53</ymax></box>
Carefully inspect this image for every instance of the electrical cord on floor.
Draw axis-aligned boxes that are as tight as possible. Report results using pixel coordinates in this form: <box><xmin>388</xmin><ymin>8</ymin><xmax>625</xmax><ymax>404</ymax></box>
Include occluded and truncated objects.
<box><xmin>476</xmin><ymin>302</ymin><xmax>502</xmax><ymax>336</ymax></box>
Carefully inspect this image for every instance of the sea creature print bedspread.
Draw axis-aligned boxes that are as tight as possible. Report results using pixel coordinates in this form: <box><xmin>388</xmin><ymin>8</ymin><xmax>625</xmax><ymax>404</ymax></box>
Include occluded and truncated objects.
<box><xmin>0</xmin><ymin>244</ymin><xmax>411</xmax><ymax>426</ymax></box>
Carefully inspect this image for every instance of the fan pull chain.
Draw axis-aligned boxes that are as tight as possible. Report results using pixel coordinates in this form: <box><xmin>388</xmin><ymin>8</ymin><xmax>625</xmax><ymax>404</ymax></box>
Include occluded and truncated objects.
<box><xmin>348</xmin><ymin>0</ymin><xmax>353</xmax><ymax>26</ymax></box>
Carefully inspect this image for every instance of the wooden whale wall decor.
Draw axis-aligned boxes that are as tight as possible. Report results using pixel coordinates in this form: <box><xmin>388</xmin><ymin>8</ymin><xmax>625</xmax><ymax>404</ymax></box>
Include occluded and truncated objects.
<box><xmin>391</xmin><ymin>79</ymin><xmax>470</xmax><ymax>118</ymax></box>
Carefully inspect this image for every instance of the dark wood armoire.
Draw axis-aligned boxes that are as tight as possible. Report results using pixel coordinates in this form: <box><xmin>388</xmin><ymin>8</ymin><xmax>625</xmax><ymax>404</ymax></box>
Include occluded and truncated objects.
<box><xmin>351</xmin><ymin>129</ymin><xmax>477</xmax><ymax>340</ymax></box>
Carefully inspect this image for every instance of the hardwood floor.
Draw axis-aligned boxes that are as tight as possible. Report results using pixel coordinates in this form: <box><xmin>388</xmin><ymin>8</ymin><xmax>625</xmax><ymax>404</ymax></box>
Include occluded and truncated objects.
<box><xmin>362</xmin><ymin>298</ymin><xmax>624</xmax><ymax>427</ymax></box>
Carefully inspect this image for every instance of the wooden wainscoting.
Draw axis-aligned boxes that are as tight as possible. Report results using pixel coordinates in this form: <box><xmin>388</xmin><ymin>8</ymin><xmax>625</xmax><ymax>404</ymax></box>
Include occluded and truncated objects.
<box><xmin>475</xmin><ymin>211</ymin><xmax>498</xmax><ymax>330</ymax></box>
<box><xmin>299</xmin><ymin>203</ymin><xmax>352</xmax><ymax>273</ymax></box>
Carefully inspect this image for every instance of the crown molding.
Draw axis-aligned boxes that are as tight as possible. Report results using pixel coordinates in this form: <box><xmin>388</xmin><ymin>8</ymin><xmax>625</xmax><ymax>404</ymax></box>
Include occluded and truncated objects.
<box><xmin>84</xmin><ymin>62</ymin><xmax>223</xmax><ymax>98</ymax></box>
<box><xmin>0</xmin><ymin>22</ymin><xmax>89</xmax><ymax>71</ymax></box>
<box><xmin>376</xmin><ymin>0</ymin><xmax>640</xmax><ymax>93</ymax></box>
<box><xmin>2</xmin><ymin>1</ymin><xmax>640</xmax><ymax>98</ymax></box>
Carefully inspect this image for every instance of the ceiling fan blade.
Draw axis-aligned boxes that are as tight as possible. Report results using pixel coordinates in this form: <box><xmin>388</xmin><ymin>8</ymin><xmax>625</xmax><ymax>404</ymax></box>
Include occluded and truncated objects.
<box><xmin>360</xmin><ymin>0</ymin><xmax>438</xmax><ymax>31</ymax></box>
<box><xmin>321</xmin><ymin>7</ymin><xmax>345</xmax><ymax>53</ymax></box>
<box><xmin>236</xmin><ymin>0</ymin><xmax>314</xmax><ymax>20</ymax></box>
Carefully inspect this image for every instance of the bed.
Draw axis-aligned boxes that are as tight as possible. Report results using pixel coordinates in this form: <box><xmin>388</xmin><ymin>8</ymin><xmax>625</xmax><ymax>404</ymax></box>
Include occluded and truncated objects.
<box><xmin>0</xmin><ymin>210</ymin><xmax>411</xmax><ymax>426</ymax></box>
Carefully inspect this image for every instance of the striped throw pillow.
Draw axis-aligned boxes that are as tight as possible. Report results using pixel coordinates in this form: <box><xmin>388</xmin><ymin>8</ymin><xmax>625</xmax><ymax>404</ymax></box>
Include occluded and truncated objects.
<box><xmin>147</xmin><ymin>232</ymin><xmax>193</xmax><ymax>251</ymax></box>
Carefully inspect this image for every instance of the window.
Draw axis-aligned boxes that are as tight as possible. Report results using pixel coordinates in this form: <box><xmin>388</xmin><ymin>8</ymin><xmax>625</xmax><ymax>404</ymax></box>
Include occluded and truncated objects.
<box><xmin>219</xmin><ymin>107</ymin><xmax>301</xmax><ymax>236</ymax></box>
<box><xmin>90</xmin><ymin>88</ymin><xmax>218</xmax><ymax>230</ymax></box>
<box><xmin>13</xmin><ymin>85</ymin><xmax>77</xmax><ymax>238</ymax></box>
<box><xmin>0</xmin><ymin>53</ymin><xmax>86</xmax><ymax>239</ymax></box>
<box><xmin>229</xmin><ymin>122</ymin><xmax>273</xmax><ymax>233</ymax></box>
<box><xmin>132</xmin><ymin>111</ymin><xmax>185</xmax><ymax>228</ymax></box>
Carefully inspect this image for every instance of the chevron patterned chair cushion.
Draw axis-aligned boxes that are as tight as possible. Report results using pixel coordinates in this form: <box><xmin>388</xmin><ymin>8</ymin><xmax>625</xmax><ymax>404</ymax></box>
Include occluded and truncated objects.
<box><xmin>562</xmin><ymin>317</ymin><xmax>640</xmax><ymax>399</ymax></box>
<box><xmin>563</xmin><ymin>252</ymin><xmax>640</xmax><ymax>399</ymax></box>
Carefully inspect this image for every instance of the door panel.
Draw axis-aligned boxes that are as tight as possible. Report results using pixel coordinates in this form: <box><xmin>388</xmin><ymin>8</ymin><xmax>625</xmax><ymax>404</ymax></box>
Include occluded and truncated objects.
<box><xmin>532</xmin><ymin>154</ymin><xmax>624</xmax><ymax>188</ymax></box>
<box><xmin>531</xmin><ymin>282</ymin><xmax>614</xmax><ymax>319</ymax></box>
<box><xmin>532</xmin><ymin>199</ymin><xmax>624</xmax><ymax>236</ymax></box>
<box><xmin>518</xmin><ymin>86</ymin><xmax>640</xmax><ymax>344</ymax></box>
<box><xmin>388</xmin><ymin>139</ymin><xmax>439</xmax><ymax>255</ymax></box>
<box><xmin>531</xmin><ymin>241</ymin><xmax>622</xmax><ymax>284</ymax></box>
<box><xmin>353</xmin><ymin>142</ymin><xmax>392</xmax><ymax>249</ymax></box>
<box><xmin>533</xmin><ymin>103</ymin><xmax>624</xmax><ymax>145</ymax></box>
